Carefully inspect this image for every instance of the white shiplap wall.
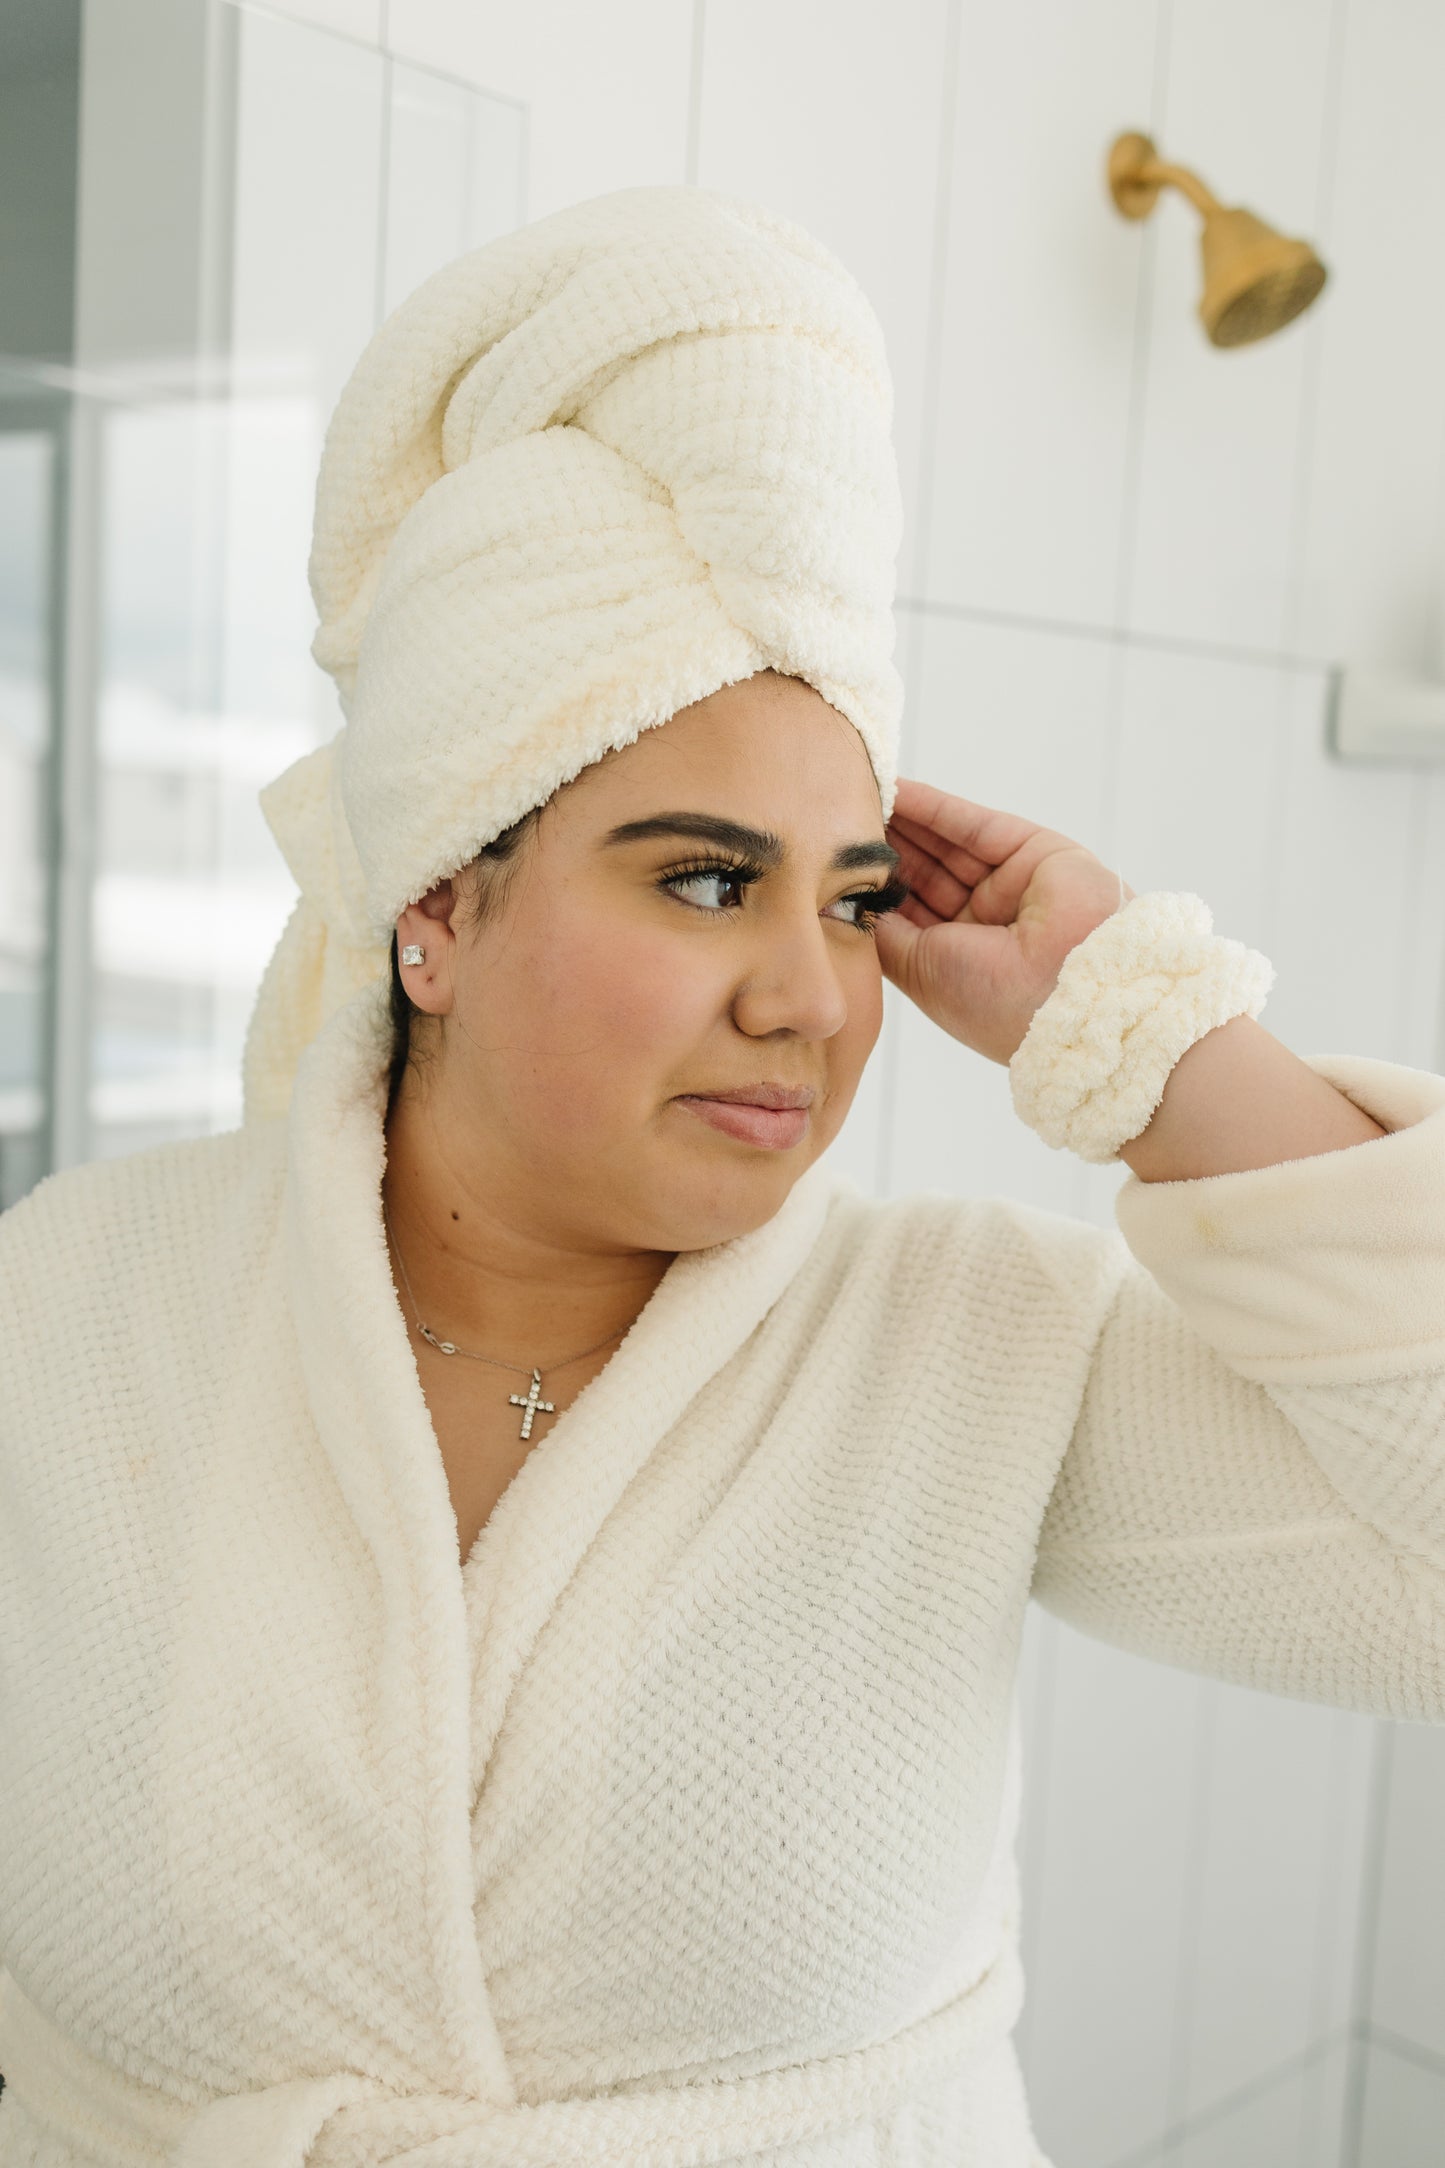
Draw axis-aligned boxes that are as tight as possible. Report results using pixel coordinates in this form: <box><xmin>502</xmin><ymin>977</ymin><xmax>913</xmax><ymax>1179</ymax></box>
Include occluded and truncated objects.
<box><xmin>228</xmin><ymin>2</ymin><xmax>1445</xmax><ymax>2162</ymax></box>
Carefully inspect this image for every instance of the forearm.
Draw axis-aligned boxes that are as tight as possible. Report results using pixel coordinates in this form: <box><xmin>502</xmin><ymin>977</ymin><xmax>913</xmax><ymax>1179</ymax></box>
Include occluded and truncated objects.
<box><xmin>1115</xmin><ymin>1014</ymin><xmax>1391</xmax><ymax>1184</ymax></box>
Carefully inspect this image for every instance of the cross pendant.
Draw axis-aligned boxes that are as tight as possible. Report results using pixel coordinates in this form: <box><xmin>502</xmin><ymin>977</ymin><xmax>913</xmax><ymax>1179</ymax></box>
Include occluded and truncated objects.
<box><xmin>508</xmin><ymin>1368</ymin><xmax>556</xmax><ymax>1440</ymax></box>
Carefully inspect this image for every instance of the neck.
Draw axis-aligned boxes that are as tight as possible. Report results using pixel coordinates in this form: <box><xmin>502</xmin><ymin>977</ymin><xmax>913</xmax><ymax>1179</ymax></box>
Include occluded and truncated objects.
<box><xmin>380</xmin><ymin>1078</ymin><xmax>674</xmax><ymax>1372</ymax></box>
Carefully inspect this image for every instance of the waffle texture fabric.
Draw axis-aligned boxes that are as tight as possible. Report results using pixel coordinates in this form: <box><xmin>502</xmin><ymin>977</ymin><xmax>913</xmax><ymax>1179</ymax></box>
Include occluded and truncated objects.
<box><xmin>240</xmin><ymin>184</ymin><xmax>905</xmax><ymax>1126</ymax></box>
<box><xmin>3</xmin><ymin>981</ymin><xmax>1444</xmax><ymax>2168</ymax></box>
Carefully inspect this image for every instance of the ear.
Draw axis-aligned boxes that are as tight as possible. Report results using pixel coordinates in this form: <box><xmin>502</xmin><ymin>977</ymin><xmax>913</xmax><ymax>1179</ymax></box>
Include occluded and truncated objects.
<box><xmin>395</xmin><ymin>878</ymin><xmax>459</xmax><ymax>1017</ymax></box>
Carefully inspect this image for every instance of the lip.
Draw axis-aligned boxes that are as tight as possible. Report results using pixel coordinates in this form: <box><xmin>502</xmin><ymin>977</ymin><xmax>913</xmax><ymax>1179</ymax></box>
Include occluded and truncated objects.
<box><xmin>674</xmin><ymin>1082</ymin><xmax>815</xmax><ymax>1151</ymax></box>
<box><xmin>686</xmin><ymin>1083</ymin><xmax>816</xmax><ymax>1110</ymax></box>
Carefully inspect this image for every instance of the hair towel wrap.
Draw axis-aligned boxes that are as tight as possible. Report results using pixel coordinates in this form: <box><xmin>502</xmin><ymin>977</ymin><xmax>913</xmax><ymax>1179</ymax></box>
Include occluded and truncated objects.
<box><xmin>241</xmin><ymin>185</ymin><xmax>906</xmax><ymax>1123</ymax></box>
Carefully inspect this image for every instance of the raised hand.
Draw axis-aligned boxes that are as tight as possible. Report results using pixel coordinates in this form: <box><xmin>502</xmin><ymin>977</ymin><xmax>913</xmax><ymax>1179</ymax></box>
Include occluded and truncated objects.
<box><xmin>874</xmin><ymin>777</ymin><xmax>1135</xmax><ymax>1067</ymax></box>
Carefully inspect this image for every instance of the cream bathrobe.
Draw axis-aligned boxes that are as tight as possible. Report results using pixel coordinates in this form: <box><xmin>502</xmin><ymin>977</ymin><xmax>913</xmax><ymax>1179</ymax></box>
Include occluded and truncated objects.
<box><xmin>2</xmin><ymin>979</ymin><xmax>1444</xmax><ymax>2168</ymax></box>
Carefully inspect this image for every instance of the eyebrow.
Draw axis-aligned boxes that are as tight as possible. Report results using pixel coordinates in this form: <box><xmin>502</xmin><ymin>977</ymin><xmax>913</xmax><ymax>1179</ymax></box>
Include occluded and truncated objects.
<box><xmin>599</xmin><ymin>812</ymin><xmax>901</xmax><ymax>875</ymax></box>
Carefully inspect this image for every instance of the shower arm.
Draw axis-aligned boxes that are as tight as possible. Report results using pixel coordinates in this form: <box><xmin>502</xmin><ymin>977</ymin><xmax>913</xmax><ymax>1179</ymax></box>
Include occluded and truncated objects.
<box><xmin>1108</xmin><ymin>134</ymin><xmax>1229</xmax><ymax>224</ymax></box>
<box><xmin>1135</xmin><ymin>156</ymin><xmax>1223</xmax><ymax>220</ymax></box>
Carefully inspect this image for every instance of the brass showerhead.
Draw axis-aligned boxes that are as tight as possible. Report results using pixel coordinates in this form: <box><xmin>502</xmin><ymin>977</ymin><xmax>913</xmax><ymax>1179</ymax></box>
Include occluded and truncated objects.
<box><xmin>1106</xmin><ymin>130</ymin><xmax>1328</xmax><ymax>348</ymax></box>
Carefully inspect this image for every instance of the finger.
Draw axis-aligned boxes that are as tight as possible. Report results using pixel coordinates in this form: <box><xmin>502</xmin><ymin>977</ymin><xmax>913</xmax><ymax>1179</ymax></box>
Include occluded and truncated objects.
<box><xmin>886</xmin><ymin>807</ymin><xmax>992</xmax><ymax>892</ymax></box>
<box><xmin>887</xmin><ymin>828</ymin><xmax>973</xmax><ymax>920</ymax></box>
<box><xmin>892</xmin><ymin>886</ymin><xmax>947</xmax><ymax>930</ymax></box>
<box><xmin>893</xmin><ymin>798</ymin><xmax>1081</xmax><ymax>927</ymax></box>
<box><xmin>891</xmin><ymin>776</ymin><xmax>1049</xmax><ymax>872</ymax></box>
<box><xmin>873</xmin><ymin>903</ymin><xmax>926</xmax><ymax>989</ymax></box>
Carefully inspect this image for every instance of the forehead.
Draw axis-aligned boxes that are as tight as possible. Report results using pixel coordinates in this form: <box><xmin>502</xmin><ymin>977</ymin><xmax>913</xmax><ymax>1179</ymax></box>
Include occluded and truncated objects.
<box><xmin>571</xmin><ymin>676</ymin><xmax>883</xmax><ymax>827</ymax></box>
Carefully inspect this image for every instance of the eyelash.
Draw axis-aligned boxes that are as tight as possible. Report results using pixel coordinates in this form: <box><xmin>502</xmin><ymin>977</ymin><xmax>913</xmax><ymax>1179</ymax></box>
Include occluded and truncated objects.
<box><xmin>656</xmin><ymin>854</ymin><xmax>911</xmax><ymax>932</ymax></box>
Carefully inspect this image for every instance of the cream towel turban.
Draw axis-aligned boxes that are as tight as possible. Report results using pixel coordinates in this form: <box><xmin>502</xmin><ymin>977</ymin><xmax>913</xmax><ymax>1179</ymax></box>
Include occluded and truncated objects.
<box><xmin>241</xmin><ymin>183</ymin><xmax>906</xmax><ymax>1124</ymax></box>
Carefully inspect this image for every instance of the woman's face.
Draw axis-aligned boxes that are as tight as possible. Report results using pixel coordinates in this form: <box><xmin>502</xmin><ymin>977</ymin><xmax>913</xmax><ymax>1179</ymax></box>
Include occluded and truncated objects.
<box><xmin>393</xmin><ymin>670</ymin><xmax>905</xmax><ymax>1253</ymax></box>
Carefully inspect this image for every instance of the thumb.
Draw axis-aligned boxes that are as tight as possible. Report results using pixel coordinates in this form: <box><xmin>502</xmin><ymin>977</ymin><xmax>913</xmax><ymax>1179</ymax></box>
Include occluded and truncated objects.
<box><xmin>873</xmin><ymin>906</ymin><xmax>927</xmax><ymax>997</ymax></box>
<box><xmin>874</xmin><ymin>908</ymin><xmax>1022</xmax><ymax>1061</ymax></box>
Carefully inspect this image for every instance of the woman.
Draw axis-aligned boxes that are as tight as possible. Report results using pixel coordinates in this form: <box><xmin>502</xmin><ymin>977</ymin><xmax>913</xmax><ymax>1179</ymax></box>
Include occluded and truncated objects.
<box><xmin>1</xmin><ymin>184</ymin><xmax>1441</xmax><ymax>2168</ymax></box>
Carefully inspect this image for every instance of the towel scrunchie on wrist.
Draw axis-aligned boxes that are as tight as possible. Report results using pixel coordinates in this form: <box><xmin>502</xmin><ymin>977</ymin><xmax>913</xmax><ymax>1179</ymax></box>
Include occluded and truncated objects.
<box><xmin>1007</xmin><ymin>889</ymin><xmax>1277</xmax><ymax>1165</ymax></box>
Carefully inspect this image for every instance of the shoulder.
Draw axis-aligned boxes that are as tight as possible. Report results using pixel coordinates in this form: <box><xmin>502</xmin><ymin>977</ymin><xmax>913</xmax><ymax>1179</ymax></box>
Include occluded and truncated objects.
<box><xmin>808</xmin><ymin>1165</ymin><xmax>1133</xmax><ymax>1329</ymax></box>
<box><xmin>0</xmin><ymin>1119</ymin><xmax>287</xmax><ymax>1317</ymax></box>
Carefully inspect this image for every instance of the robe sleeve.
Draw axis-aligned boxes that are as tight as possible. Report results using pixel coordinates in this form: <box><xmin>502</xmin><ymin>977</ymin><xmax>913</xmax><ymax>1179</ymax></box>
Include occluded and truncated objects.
<box><xmin>1030</xmin><ymin>1050</ymin><xmax>1445</xmax><ymax>1723</ymax></box>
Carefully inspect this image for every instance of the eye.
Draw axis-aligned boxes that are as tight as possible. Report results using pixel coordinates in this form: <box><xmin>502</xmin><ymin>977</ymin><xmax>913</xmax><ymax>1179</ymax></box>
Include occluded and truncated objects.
<box><xmin>824</xmin><ymin>876</ymin><xmax>911</xmax><ymax>929</ymax></box>
<box><xmin>657</xmin><ymin>858</ymin><xmax>762</xmax><ymax>912</ymax></box>
<box><xmin>670</xmin><ymin>870</ymin><xmax>747</xmax><ymax>910</ymax></box>
<box><xmin>823</xmin><ymin>892</ymin><xmax>872</xmax><ymax>927</ymax></box>
<box><xmin>656</xmin><ymin>860</ymin><xmax>910</xmax><ymax>926</ymax></box>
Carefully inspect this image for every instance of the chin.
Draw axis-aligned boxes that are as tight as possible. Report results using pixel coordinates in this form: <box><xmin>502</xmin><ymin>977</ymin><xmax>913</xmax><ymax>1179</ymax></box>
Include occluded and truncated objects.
<box><xmin>637</xmin><ymin>1146</ymin><xmax>815</xmax><ymax>1254</ymax></box>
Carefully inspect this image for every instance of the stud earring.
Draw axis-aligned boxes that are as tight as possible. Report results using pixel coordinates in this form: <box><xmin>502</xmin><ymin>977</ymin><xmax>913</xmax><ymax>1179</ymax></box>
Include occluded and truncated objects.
<box><xmin>401</xmin><ymin>944</ymin><xmax>425</xmax><ymax>966</ymax></box>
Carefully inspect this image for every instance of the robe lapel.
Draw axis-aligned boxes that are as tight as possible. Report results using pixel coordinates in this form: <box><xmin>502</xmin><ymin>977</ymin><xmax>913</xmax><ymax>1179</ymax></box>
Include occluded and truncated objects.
<box><xmin>458</xmin><ymin>1110</ymin><xmax>839</xmax><ymax>1798</ymax></box>
<box><xmin>281</xmin><ymin>978</ymin><xmax>498</xmax><ymax>2085</ymax></box>
<box><xmin>279</xmin><ymin>978</ymin><xmax>840</xmax><ymax>2082</ymax></box>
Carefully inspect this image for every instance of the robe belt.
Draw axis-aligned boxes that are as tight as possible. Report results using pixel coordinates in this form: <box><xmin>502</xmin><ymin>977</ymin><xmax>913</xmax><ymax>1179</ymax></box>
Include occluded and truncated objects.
<box><xmin>1</xmin><ymin>1934</ymin><xmax>1026</xmax><ymax>2168</ymax></box>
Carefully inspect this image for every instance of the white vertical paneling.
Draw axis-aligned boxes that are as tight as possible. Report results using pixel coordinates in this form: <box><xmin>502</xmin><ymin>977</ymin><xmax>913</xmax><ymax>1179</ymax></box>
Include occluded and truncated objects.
<box><xmin>253</xmin><ymin>0</ymin><xmax>383</xmax><ymax>42</ymax></box>
<box><xmin>1307</xmin><ymin>1716</ymin><xmax>1382</xmax><ymax>2052</ymax></box>
<box><xmin>1123</xmin><ymin>0</ymin><xmax>1336</xmax><ymax>652</ymax></box>
<box><xmin>231</xmin><ymin>5</ymin><xmax>384</xmax><ymax>416</ymax></box>
<box><xmin>925</xmin><ymin>0</ymin><xmax>1157</xmax><ymax>628</ymax></box>
<box><xmin>385</xmin><ymin>0</ymin><xmax>693</xmax><ymax>215</ymax></box>
<box><xmin>1174</xmin><ymin>1686</ymin><xmax>1370</xmax><ymax>2125</ymax></box>
<box><xmin>81</xmin><ymin>4</ymin><xmax>390</xmax><ymax>1153</ymax></box>
<box><xmin>228</xmin><ymin>3</ymin><xmax>383</xmax><ymax>739</ymax></box>
<box><xmin>1356</xmin><ymin>2045</ymin><xmax>1445</xmax><ymax>2168</ymax></box>
<box><xmin>1071</xmin><ymin>1152</ymin><xmax>1134</xmax><ymax>1241</ymax></box>
<box><xmin>889</xmin><ymin>1002</ymin><xmax>1055</xmax><ymax>1209</ymax></box>
<box><xmin>1367</xmin><ymin>1722</ymin><xmax>1445</xmax><ymax>2062</ymax></box>
<box><xmin>1260</xmin><ymin>666</ymin><xmax>1420</xmax><ymax>1066</ymax></box>
<box><xmin>1294</xmin><ymin>1</ymin><xmax>1445</xmax><ymax>674</ymax></box>
<box><xmin>1020</xmin><ymin>1624</ymin><xmax>1206</xmax><ymax>2168</ymax></box>
<box><xmin>696</xmin><ymin>0</ymin><xmax>953</xmax><ymax>603</ymax></box>
<box><xmin>382</xmin><ymin>61</ymin><xmax>524</xmax><ymax>315</ymax></box>
<box><xmin>1165</xmin><ymin>2062</ymin><xmax>1312</xmax><ymax>2168</ymax></box>
<box><xmin>1302</xmin><ymin>2034</ymin><xmax>1352</xmax><ymax>2168</ymax></box>
<box><xmin>1110</xmin><ymin>643</ymin><xmax>1285</xmax><ymax>940</ymax></box>
<box><xmin>897</xmin><ymin>610</ymin><xmax>1120</xmax><ymax>845</ymax></box>
<box><xmin>881</xmin><ymin>610</ymin><xmax>1116</xmax><ymax>1212</ymax></box>
<box><xmin>1412</xmin><ymin>773</ymin><xmax>1445</xmax><ymax>1076</ymax></box>
<box><xmin>1298</xmin><ymin>2034</ymin><xmax>1352</xmax><ymax>2168</ymax></box>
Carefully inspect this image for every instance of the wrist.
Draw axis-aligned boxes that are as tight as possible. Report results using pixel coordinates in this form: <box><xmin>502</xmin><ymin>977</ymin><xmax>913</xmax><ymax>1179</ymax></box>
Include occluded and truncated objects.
<box><xmin>1115</xmin><ymin>1015</ymin><xmax>1390</xmax><ymax>1182</ymax></box>
<box><xmin>1007</xmin><ymin>891</ymin><xmax>1276</xmax><ymax>1164</ymax></box>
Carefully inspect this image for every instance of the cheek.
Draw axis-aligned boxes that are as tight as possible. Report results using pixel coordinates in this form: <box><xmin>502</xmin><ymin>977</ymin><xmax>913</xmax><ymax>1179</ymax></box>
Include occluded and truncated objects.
<box><xmin>489</xmin><ymin>907</ymin><xmax>719</xmax><ymax>1078</ymax></box>
<box><xmin>822</xmin><ymin>951</ymin><xmax>885</xmax><ymax>1109</ymax></box>
<box><xmin>843</xmin><ymin>954</ymin><xmax>885</xmax><ymax>1049</ymax></box>
<box><xmin>468</xmin><ymin>899</ymin><xmax>887</xmax><ymax>1148</ymax></box>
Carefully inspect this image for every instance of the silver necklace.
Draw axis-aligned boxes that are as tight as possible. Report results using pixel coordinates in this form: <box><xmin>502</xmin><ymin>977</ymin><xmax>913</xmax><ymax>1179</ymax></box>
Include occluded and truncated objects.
<box><xmin>383</xmin><ymin>1202</ymin><xmax>628</xmax><ymax>1440</ymax></box>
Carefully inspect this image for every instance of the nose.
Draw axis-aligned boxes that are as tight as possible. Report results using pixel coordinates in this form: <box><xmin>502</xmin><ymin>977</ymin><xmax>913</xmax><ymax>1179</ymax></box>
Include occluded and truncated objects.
<box><xmin>729</xmin><ymin>907</ymin><xmax>853</xmax><ymax>1043</ymax></box>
